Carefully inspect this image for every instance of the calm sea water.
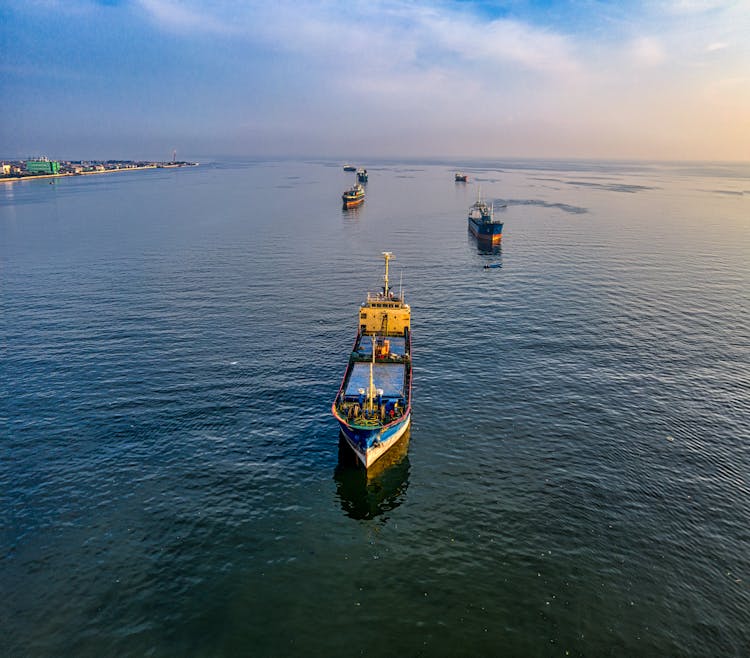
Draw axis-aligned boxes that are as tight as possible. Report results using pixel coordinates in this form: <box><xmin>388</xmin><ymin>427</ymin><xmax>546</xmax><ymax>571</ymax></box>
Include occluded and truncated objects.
<box><xmin>2</xmin><ymin>159</ymin><xmax>749</xmax><ymax>656</ymax></box>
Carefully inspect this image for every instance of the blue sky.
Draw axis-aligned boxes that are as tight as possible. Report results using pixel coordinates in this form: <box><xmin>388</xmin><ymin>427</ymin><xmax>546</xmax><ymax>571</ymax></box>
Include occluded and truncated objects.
<box><xmin>2</xmin><ymin>0</ymin><xmax>748</xmax><ymax>160</ymax></box>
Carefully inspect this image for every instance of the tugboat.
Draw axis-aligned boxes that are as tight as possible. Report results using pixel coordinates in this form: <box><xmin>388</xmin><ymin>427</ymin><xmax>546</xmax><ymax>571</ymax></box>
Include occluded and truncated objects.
<box><xmin>455</xmin><ymin>172</ymin><xmax>468</xmax><ymax>182</ymax></box>
<box><xmin>342</xmin><ymin>183</ymin><xmax>365</xmax><ymax>208</ymax></box>
<box><xmin>356</xmin><ymin>168</ymin><xmax>368</xmax><ymax>183</ymax></box>
<box><xmin>468</xmin><ymin>191</ymin><xmax>503</xmax><ymax>246</ymax></box>
<box><xmin>332</xmin><ymin>252</ymin><xmax>412</xmax><ymax>468</ymax></box>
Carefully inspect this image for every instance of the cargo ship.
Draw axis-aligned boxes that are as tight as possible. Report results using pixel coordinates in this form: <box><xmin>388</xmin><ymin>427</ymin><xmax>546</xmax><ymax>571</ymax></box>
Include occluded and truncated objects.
<box><xmin>342</xmin><ymin>183</ymin><xmax>365</xmax><ymax>208</ymax></box>
<box><xmin>332</xmin><ymin>252</ymin><xmax>412</xmax><ymax>468</ymax></box>
<box><xmin>468</xmin><ymin>192</ymin><xmax>503</xmax><ymax>246</ymax></box>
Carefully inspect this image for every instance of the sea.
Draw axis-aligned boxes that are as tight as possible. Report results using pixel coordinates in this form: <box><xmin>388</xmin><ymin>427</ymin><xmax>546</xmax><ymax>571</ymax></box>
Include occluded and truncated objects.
<box><xmin>2</xmin><ymin>158</ymin><xmax>749</xmax><ymax>656</ymax></box>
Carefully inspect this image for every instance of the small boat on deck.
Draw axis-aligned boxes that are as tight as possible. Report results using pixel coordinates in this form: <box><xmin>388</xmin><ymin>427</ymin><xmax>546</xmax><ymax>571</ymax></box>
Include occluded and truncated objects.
<box><xmin>343</xmin><ymin>164</ymin><xmax>356</xmax><ymax>171</ymax></box>
<box><xmin>332</xmin><ymin>252</ymin><xmax>412</xmax><ymax>468</ymax></box>
<box><xmin>468</xmin><ymin>191</ymin><xmax>503</xmax><ymax>246</ymax></box>
<box><xmin>455</xmin><ymin>172</ymin><xmax>468</xmax><ymax>182</ymax></box>
<box><xmin>356</xmin><ymin>168</ymin><xmax>368</xmax><ymax>183</ymax></box>
<box><xmin>342</xmin><ymin>183</ymin><xmax>365</xmax><ymax>208</ymax></box>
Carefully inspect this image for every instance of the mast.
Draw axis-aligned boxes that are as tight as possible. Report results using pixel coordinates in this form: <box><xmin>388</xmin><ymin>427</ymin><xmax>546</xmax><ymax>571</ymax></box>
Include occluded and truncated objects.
<box><xmin>382</xmin><ymin>251</ymin><xmax>393</xmax><ymax>297</ymax></box>
<box><xmin>368</xmin><ymin>335</ymin><xmax>376</xmax><ymax>413</ymax></box>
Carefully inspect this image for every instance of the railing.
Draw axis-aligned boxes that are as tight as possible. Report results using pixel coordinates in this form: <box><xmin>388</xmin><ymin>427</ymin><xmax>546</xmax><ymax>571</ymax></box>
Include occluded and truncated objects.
<box><xmin>364</xmin><ymin>293</ymin><xmax>404</xmax><ymax>306</ymax></box>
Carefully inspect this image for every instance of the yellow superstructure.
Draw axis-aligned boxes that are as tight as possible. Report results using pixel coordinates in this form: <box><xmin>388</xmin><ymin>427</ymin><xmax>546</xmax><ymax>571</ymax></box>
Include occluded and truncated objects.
<box><xmin>358</xmin><ymin>252</ymin><xmax>410</xmax><ymax>336</ymax></box>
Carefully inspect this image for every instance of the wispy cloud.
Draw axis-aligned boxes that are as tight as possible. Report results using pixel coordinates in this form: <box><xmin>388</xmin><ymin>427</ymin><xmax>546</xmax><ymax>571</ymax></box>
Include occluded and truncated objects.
<box><xmin>134</xmin><ymin>1</ymin><xmax>580</xmax><ymax>75</ymax></box>
<box><xmin>99</xmin><ymin>0</ymin><xmax>750</xmax><ymax>157</ymax></box>
<box><xmin>424</xmin><ymin>15</ymin><xmax>579</xmax><ymax>75</ymax></box>
<box><xmin>629</xmin><ymin>36</ymin><xmax>665</xmax><ymax>66</ymax></box>
<box><xmin>4</xmin><ymin>0</ymin><xmax>750</xmax><ymax>159</ymax></box>
<box><xmin>136</xmin><ymin>0</ymin><xmax>236</xmax><ymax>34</ymax></box>
<box><xmin>665</xmin><ymin>0</ymin><xmax>731</xmax><ymax>14</ymax></box>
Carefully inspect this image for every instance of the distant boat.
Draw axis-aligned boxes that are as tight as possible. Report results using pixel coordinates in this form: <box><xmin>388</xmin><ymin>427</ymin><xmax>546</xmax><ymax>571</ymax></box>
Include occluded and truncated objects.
<box><xmin>468</xmin><ymin>191</ymin><xmax>503</xmax><ymax>246</ymax></box>
<box><xmin>343</xmin><ymin>164</ymin><xmax>356</xmax><ymax>171</ymax></box>
<box><xmin>332</xmin><ymin>252</ymin><xmax>412</xmax><ymax>468</ymax></box>
<box><xmin>455</xmin><ymin>172</ymin><xmax>468</xmax><ymax>182</ymax></box>
<box><xmin>356</xmin><ymin>168</ymin><xmax>368</xmax><ymax>183</ymax></box>
<box><xmin>342</xmin><ymin>183</ymin><xmax>365</xmax><ymax>208</ymax></box>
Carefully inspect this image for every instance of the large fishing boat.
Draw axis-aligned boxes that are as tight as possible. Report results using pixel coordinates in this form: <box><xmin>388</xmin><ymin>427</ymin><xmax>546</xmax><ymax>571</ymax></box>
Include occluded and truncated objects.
<box><xmin>342</xmin><ymin>183</ymin><xmax>365</xmax><ymax>208</ymax></box>
<box><xmin>343</xmin><ymin>164</ymin><xmax>356</xmax><ymax>171</ymax></box>
<box><xmin>455</xmin><ymin>172</ymin><xmax>468</xmax><ymax>182</ymax></box>
<box><xmin>332</xmin><ymin>252</ymin><xmax>412</xmax><ymax>468</ymax></box>
<box><xmin>356</xmin><ymin>168</ymin><xmax>368</xmax><ymax>183</ymax></box>
<box><xmin>468</xmin><ymin>192</ymin><xmax>503</xmax><ymax>246</ymax></box>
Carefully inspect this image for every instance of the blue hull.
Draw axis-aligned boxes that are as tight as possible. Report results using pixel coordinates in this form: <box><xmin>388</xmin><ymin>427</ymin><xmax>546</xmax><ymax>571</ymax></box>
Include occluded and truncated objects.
<box><xmin>337</xmin><ymin>414</ymin><xmax>411</xmax><ymax>468</ymax></box>
<box><xmin>333</xmin><ymin>327</ymin><xmax>413</xmax><ymax>469</ymax></box>
<box><xmin>469</xmin><ymin>217</ymin><xmax>503</xmax><ymax>242</ymax></box>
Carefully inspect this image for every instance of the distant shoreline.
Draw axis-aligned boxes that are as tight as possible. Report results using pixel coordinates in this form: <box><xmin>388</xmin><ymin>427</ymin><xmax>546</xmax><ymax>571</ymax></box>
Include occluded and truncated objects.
<box><xmin>0</xmin><ymin>163</ymin><xmax>198</xmax><ymax>184</ymax></box>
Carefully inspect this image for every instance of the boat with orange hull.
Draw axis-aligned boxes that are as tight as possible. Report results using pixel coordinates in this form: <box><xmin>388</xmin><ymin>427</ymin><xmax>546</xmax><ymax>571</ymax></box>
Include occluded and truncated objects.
<box><xmin>342</xmin><ymin>183</ymin><xmax>365</xmax><ymax>208</ymax></box>
<box><xmin>332</xmin><ymin>252</ymin><xmax>412</xmax><ymax>468</ymax></box>
<box><xmin>468</xmin><ymin>193</ymin><xmax>503</xmax><ymax>246</ymax></box>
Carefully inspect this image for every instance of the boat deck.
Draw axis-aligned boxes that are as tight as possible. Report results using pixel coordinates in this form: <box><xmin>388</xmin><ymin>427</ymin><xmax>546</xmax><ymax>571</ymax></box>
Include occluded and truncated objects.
<box><xmin>344</xmin><ymin>362</ymin><xmax>405</xmax><ymax>399</ymax></box>
<box><xmin>353</xmin><ymin>335</ymin><xmax>406</xmax><ymax>356</ymax></box>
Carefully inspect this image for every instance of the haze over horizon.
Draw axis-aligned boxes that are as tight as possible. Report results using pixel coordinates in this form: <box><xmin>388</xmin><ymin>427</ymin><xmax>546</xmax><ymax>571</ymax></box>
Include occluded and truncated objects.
<box><xmin>2</xmin><ymin>0</ymin><xmax>749</xmax><ymax>162</ymax></box>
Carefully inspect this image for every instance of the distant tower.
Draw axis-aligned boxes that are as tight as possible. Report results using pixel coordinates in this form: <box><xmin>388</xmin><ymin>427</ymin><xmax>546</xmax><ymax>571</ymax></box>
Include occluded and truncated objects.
<box><xmin>172</xmin><ymin>149</ymin><xmax>176</xmax><ymax>162</ymax></box>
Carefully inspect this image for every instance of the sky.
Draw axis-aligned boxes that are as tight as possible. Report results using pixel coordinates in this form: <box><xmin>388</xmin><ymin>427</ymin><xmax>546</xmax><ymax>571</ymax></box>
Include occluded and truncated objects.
<box><xmin>1</xmin><ymin>0</ymin><xmax>749</xmax><ymax>161</ymax></box>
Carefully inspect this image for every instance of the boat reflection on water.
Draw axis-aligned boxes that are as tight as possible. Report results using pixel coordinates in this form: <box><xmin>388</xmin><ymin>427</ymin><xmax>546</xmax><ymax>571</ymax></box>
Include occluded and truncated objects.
<box><xmin>479</xmin><ymin>243</ymin><xmax>502</xmax><ymax>257</ymax></box>
<box><xmin>471</xmin><ymin>234</ymin><xmax>503</xmax><ymax>258</ymax></box>
<box><xmin>333</xmin><ymin>430</ymin><xmax>411</xmax><ymax>520</ymax></box>
<box><xmin>341</xmin><ymin>203</ymin><xmax>363</xmax><ymax>219</ymax></box>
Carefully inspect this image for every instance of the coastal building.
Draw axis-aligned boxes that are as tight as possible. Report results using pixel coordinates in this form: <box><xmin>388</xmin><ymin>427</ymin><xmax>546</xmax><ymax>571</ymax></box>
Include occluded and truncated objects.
<box><xmin>26</xmin><ymin>158</ymin><xmax>60</xmax><ymax>174</ymax></box>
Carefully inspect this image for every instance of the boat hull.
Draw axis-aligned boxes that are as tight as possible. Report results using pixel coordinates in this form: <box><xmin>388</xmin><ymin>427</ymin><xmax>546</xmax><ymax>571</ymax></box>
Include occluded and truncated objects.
<box><xmin>337</xmin><ymin>414</ymin><xmax>411</xmax><ymax>468</ymax></box>
<box><xmin>332</xmin><ymin>253</ymin><xmax>412</xmax><ymax>470</ymax></box>
<box><xmin>342</xmin><ymin>184</ymin><xmax>365</xmax><ymax>208</ymax></box>
<box><xmin>332</xmin><ymin>327</ymin><xmax>413</xmax><ymax>469</ymax></box>
<box><xmin>343</xmin><ymin>196</ymin><xmax>364</xmax><ymax>208</ymax></box>
<box><xmin>469</xmin><ymin>218</ymin><xmax>503</xmax><ymax>245</ymax></box>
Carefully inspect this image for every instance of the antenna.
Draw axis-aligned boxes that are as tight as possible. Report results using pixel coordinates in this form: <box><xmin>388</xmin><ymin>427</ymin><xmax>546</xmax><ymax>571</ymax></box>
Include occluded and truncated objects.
<box><xmin>172</xmin><ymin>149</ymin><xmax>176</xmax><ymax>163</ymax></box>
